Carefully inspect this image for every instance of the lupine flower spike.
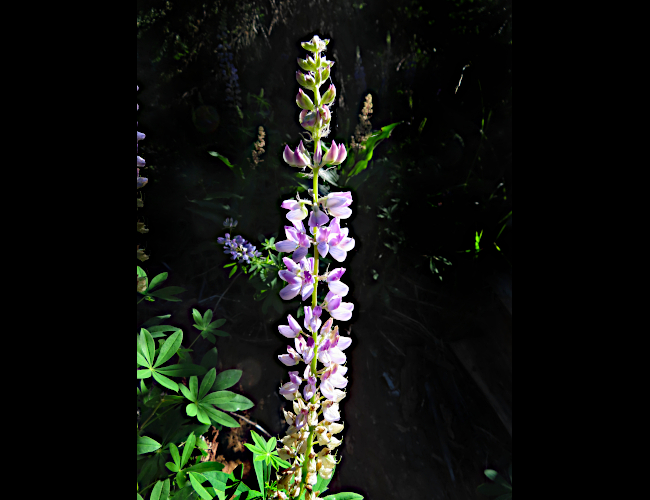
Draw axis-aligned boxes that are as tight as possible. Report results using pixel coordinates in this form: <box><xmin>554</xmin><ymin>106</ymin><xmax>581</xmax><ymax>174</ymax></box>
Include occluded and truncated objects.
<box><xmin>273</xmin><ymin>35</ymin><xmax>355</xmax><ymax>499</ymax></box>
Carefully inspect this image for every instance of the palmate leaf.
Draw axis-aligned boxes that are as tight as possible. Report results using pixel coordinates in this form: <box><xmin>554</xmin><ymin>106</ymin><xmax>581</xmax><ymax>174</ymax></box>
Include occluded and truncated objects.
<box><xmin>147</xmin><ymin>272</ymin><xmax>169</xmax><ymax>292</ymax></box>
<box><xmin>201</xmin><ymin>391</ymin><xmax>237</xmax><ymax>406</ymax></box>
<box><xmin>199</xmin><ymin>368</ymin><xmax>217</xmax><ymax>401</ymax></box>
<box><xmin>154</xmin><ymin>330</ymin><xmax>183</xmax><ymax>368</ymax></box>
<box><xmin>156</xmin><ymin>364</ymin><xmax>207</xmax><ymax>377</ymax></box>
<box><xmin>150</xmin><ymin>479</ymin><xmax>170</xmax><ymax>500</ymax></box>
<box><xmin>192</xmin><ymin>308</ymin><xmax>204</xmax><ymax>327</ymax></box>
<box><xmin>180</xmin><ymin>432</ymin><xmax>196</xmax><ymax>469</ymax></box>
<box><xmin>152</xmin><ymin>371</ymin><xmax>179</xmax><ymax>392</ymax></box>
<box><xmin>140</xmin><ymin>329</ymin><xmax>156</xmax><ymax>365</ymax></box>
<box><xmin>148</xmin><ymin>286</ymin><xmax>187</xmax><ymax>302</ymax></box>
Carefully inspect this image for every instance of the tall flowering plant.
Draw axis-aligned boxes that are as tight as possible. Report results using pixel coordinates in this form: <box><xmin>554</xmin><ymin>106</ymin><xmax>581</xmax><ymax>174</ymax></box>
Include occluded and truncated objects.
<box><xmin>264</xmin><ymin>35</ymin><xmax>360</xmax><ymax>500</ymax></box>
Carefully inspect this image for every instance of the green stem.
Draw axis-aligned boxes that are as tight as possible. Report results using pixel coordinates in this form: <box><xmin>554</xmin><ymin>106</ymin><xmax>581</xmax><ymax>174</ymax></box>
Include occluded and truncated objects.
<box><xmin>138</xmin><ymin>399</ymin><xmax>163</xmax><ymax>433</ymax></box>
<box><xmin>139</xmin><ymin>402</ymin><xmax>179</xmax><ymax>433</ymax></box>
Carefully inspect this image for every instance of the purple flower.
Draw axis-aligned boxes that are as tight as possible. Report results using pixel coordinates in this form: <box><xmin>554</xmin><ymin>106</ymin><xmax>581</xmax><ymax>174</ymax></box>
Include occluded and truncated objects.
<box><xmin>327</xmin><ymin>218</ymin><xmax>355</xmax><ymax>262</ymax></box>
<box><xmin>295</xmin><ymin>335</ymin><xmax>315</xmax><ymax>364</ymax></box>
<box><xmin>278</xmin><ymin>257</ymin><xmax>315</xmax><ymax>301</ymax></box>
<box><xmin>308</xmin><ymin>204</ymin><xmax>329</xmax><ymax>228</ymax></box>
<box><xmin>303</xmin><ymin>366</ymin><xmax>318</xmax><ymax>400</ymax></box>
<box><xmin>278</xmin><ymin>345</ymin><xmax>302</xmax><ymax>366</ymax></box>
<box><xmin>275</xmin><ymin>220</ymin><xmax>312</xmax><ymax>262</ymax></box>
<box><xmin>280</xmin><ymin>199</ymin><xmax>309</xmax><ymax>222</ymax></box>
<box><xmin>321</xmin><ymin>364</ymin><xmax>348</xmax><ymax>403</ymax></box>
<box><xmin>326</xmin><ymin>268</ymin><xmax>349</xmax><ymax>297</ymax></box>
<box><xmin>322</xmin><ymin>192</ymin><xmax>353</xmax><ymax>219</ymax></box>
<box><xmin>318</xmin><ymin>329</ymin><xmax>352</xmax><ymax>367</ymax></box>
<box><xmin>323</xmin><ymin>291</ymin><xmax>354</xmax><ymax>322</ymax></box>
<box><xmin>278</xmin><ymin>314</ymin><xmax>304</xmax><ymax>339</ymax></box>
<box><xmin>304</xmin><ymin>306</ymin><xmax>322</xmax><ymax>333</ymax></box>
<box><xmin>279</xmin><ymin>371</ymin><xmax>303</xmax><ymax>400</ymax></box>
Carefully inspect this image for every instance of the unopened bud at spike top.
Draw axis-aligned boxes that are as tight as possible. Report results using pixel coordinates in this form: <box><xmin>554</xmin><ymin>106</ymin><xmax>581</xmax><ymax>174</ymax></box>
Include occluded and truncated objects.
<box><xmin>321</xmin><ymin>84</ymin><xmax>336</xmax><ymax>105</ymax></box>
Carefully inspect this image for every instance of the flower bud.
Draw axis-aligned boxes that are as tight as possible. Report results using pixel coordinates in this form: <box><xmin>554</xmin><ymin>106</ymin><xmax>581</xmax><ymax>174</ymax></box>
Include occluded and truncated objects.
<box><xmin>321</xmin><ymin>84</ymin><xmax>336</xmax><ymax>105</ymax></box>
<box><xmin>301</xmin><ymin>35</ymin><xmax>329</xmax><ymax>54</ymax></box>
<box><xmin>297</xmin><ymin>56</ymin><xmax>318</xmax><ymax>72</ymax></box>
<box><xmin>321</xmin><ymin>141</ymin><xmax>347</xmax><ymax>166</ymax></box>
<box><xmin>296</xmin><ymin>88</ymin><xmax>314</xmax><ymax>110</ymax></box>
<box><xmin>296</xmin><ymin>71</ymin><xmax>316</xmax><ymax>90</ymax></box>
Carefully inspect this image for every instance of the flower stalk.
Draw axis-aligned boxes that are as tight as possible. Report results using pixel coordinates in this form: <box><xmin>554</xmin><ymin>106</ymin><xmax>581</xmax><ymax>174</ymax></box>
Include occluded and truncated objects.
<box><xmin>274</xmin><ymin>35</ymin><xmax>354</xmax><ymax>499</ymax></box>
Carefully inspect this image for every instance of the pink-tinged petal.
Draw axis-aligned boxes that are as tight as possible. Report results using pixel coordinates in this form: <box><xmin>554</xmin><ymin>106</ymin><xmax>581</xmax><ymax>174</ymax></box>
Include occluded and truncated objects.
<box><xmin>327</xmin><ymin>268</ymin><xmax>346</xmax><ymax>281</ymax></box>
<box><xmin>320</xmin><ymin>380</ymin><xmax>336</xmax><ymax>401</ymax></box>
<box><xmin>328</xmin><ymin>192</ymin><xmax>352</xmax><ymax>204</ymax></box>
<box><xmin>280</xmin><ymin>283</ymin><xmax>301</xmax><ymax>300</ymax></box>
<box><xmin>279</xmin><ymin>383</ymin><xmax>298</xmax><ymax>400</ymax></box>
<box><xmin>283</xmin><ymin>145</ymin><xmax>296</xmax><ymax>166</ymax></box>
<box><xmin>303</xmin><ymin>383</ymin><xmax>316</xmax><ymax>401</ymax></box>
<box><xmin>276</xmin><ymin>240</ymin><xmax>298</xmax><ymax>253</ymax></box>
<box><xmin>330</xmin><ymin>302</ymin><xmax>353</xmax><ymax>321</ymax></box>
<box><xmin>279</xmin><ymin>325</ymin><xmax>299</xmax><ymax>338</ymax></box>
<box><xmin>296</xmin><ymin>232</ymin><xmax>311</xmax><ymax>247</ymax></box>
<box><xmin>335</xmin><ymin>144</ymin><xmax>347</xmax><ymax>164</ymax></box>
<box><xmin>298</xmin><ymin>140</ymin><xmax>308</xmax><ymax>156</ymax></box>
<box><xmin>292</xmin><ymin>218</ymin><xmax>306</xmax><ymax>233</ymax></box>
<box><xmin>281</xmin><ymin>200</ymin><xmax>299</xmax><ymax>210</ymax></box>
<box><xmin>327</xmin><ymin>294</ymin><xmax>342</xmax><ymax>311</ymax></box>
<box><xmin>338</xmin><ymin>237</ymin><xmax>355</xmax><ymax>252</ymax></box>
<box><xmin>329</xmin><ymin>246</ymin><xmax>346</xmax><ymax>262</ymax></box>
<box><xmin>325</xmin><ymin>197</ymin><xmax>349</xmax><ymax>209</ymax></box>
<box><xmin>323</xmin><ymin>403</ymin><xmax>340</xmax><ymax>422</ymax></box>
<box><xmin>288</xmin><ymin>371</ymin><xmax>303</xmax><ymax>384</ymax></box>
<box><xmin>322</xmin><ymin>140</ymin><xmax>338</xmax><ymax>164</ymax></box>
<box><xmin>278</xmin><ymin>270</ymin><xmax>301</xmax><ymax>284</ymax></box>
<box><xmin>283</xmin><ymin>257</ymin><xmax>300</xmax><ymax>272</ymax></box>
<box><xmin>321</xmin><ymin>318</ymin><xmax>333</xmax><ymax>335</ymax></box>
<box><xmin>278</xmin><ymin>354</ymin><xmax>298</xmax><ymax>366</ymax></box>
<box><xmin>329</xmin><ymin>347</ymin><xmax>346</xmax><ymax>365</ymax></box>
<box><xmin>314</xmin><ymin>140</ymin><xmax>323</xmax><ymax>166</ymax></box>
<box><xmin>328</xmin><ymin>280</ymin><xmax>349</xmax><ymax>297</ymax></box>
<box><xmin>328</xmin><ymin>217</ymin><xmax>341</xmax><ymax>235</ymax></box>
<box><xmin>288</xmin><ymin>314</ymin><xmax>302</xmax><ymax>334</ymax></box>
<box><xmin>329</xmin><ymin>206</ymin><xmax>352</xmax><ymax>219</ymax></box>
<box><xmin>337</xmin><ymin>336</ymin><xmax>352</xmax><ymax>350</ymax></box>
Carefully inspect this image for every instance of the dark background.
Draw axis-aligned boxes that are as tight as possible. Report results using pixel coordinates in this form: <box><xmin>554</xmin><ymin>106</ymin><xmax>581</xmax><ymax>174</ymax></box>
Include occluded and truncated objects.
<box><xmin>137</xmin><ymin>0</ymin><xmax>512</xmax><ymax>498</ymax></box>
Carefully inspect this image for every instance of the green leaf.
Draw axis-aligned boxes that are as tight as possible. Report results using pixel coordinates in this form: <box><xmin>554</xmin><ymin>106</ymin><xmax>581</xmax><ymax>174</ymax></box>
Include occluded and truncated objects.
<box><xmin>243</xmin><ymin>443</ymin><xmax>266</xmax><ymax>455</ymax></box>
<box><xmin>148</xmin><ymin>286</ymin><xmax>187</xmax><ymax>302</ymax></box>
<box><xmin>203</xmin><ymin>309</ymin><xmax>213</xmax><ymax>325</ymax></box>
<box><xmin>180</xmin><ymin>383</ymin><xmax>195</xmax><ymax>402</ymax></box>
<box><xmin>181</xmin><ymin>433</ymin><xmax>196</xmax><ymax>468</ymax></box>
<box><xmin>213</xmin><ymin>394</ymin><xmax>254</xmax><ymax>412</ymax></box>
<box><xmin>345</xmin><ymin>122</ymin><xmax>401</xmax><ymax>178</ymax></box>
<box><xmin>157</xmin><ymin>364</ymin><xmax>208</xmax><ymax>377</ymax></box>
<box><xmin>186</xmin><ymin>403</ymin><xmax>198</xmax><ymax>417</ymax></box>
<box><xmin>150</xmin><ymin>479</ymin><xmax>170</xmax><ymax>500</ymax></box>
<box><xmin>195</xmin><ymin>405</ymin><xmax>212</xmax><ymax>426</ymax></box>
<box><xmin>189</xmin><ymin>376</ymin><xmax>199</xmax><ymax>400</ymax></box>
<box><xmin>208</xmin><ymin>151</ymin><xmax>235</xmax><ymax>169</ymax></box>
<box><xmin>189</xmin><ymin>472</ymin><xmax>213</xmax><ymax>500</ymax></box>
<box><xmin>250</xmin><ymin>431</ymin><xmax>266</xmax><ymax>451</ymax></box>
<box><xmin>484</xmin><ymin>470</ymin><xmax>511</xmax><ymax>490</ymax></box>
<box><xmin>209</xmin><ymin>319</ymin><xmax>226</xmax><ymax>329</ymax></box>
<box><xmin>200</xmin><ymin>348</ymin><xmax>219</xmax><ymax>371</ymax></box>
<box><xmin>137</xmin><ymin>352</ymin><xmax>150</xmax><ymax>368</ymax></box>
<box><xmin>252</xmin><ymin>454</ymin><xmax>264</xmax><ymax>497</ymax></box>
<box><xmin>223</xmin><ymin>262</ymin><xmax>237</xmax><ymax>268</ymax></box>
<box><xmin>199</xmin><ymin>391</ymin><xmax>233</xmax><ymax>405</ymax></box>
<box><xmin>165</xmin><ymin>461</ymin><xmax>179</xmax><ymax>472</ymax></box>
<box><xmin>141</xmin><ymin>314</ymin><xmax>172</xmax><ymax>328</ymax></box>
<box><xmin>265</xmin><ymin>437</ymin><xmax>276</xmax><ymax>453</ymax></box>
<box><xmin>199</xmin><ymin>368</ymin><xmax>217</xmax><ymax>401</ymax></box>
<box><xmin>169</xmin><ymin>443</ymin><xmax>181</xmax><ymax>467</ymax></box>
<box><xmin>154</xmin><ymin>330</ymin><xmax>183</xmax><ymax>368</ymax></box>
<box><xmin>137</xmin><ymin>369</ymin><xmax>152</xmax><ymax>379</ymax></box>
<box><xmin>210</xmin><ymin>330</ymin><xmax>230</xmax><ymax>338</ymax></box>
<box><xmin>229</xmin><ymin>266</ymin><xmax>238</xmax><ymax>278</ymax></box>
<box><xmin>151</xmin><ymin>372</ymin><xmax>179</xmax><ymax>392</ymax></box>
<box><xmin>202</xmin><ymin>406</ymin><xmax>240</xmax><ymax>427</ymax></box>
<box><xmin>212</xmin><ymin>370</ymin><xmax>242</xmax><ymax>391</ymax></box>
<box><xmin>137</xmin><ymin>436</ymin><xmax>161</xmax><ymax>455</ymax></box>
<box><xmin>185</xmin><ymin>462</ymin><xmax>225</xmax><ymax>474</ymax></box>
<box><xmin>192</xmin><ymin>309</ymin><xmax>204</xmax><ymax>327</ymax></box>
<box><xmin>140</xmin><ymin>329</ymin><xmax>155</xmax><ymax>366</ymax></box>
<box><xmin>147</xmin><ymin>272</ymin><xmax>169</xmax><ymax>292</ymax></box>
<box><xmin>321</xmin><ymin>494</ymin><xmax>364</xmax><ymax>500</ymax></box>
